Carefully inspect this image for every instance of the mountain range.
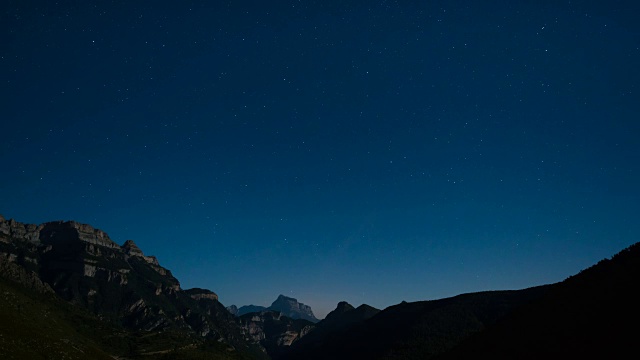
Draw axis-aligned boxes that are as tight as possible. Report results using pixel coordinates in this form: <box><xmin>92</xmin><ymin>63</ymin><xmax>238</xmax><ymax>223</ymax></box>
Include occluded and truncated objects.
<box><xmin>227</xmin><ymin>295</ymin><xmax>319</xmax><ymax>323</ymax></box>
<box><xmin>1</xmin><ymin>214</ymin><xmax>639</xmax><ymax>359</ymax></box>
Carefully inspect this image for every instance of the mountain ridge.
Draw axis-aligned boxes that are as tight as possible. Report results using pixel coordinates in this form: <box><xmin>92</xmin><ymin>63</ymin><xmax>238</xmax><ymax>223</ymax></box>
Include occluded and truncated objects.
<box><xmin>279</xmin><ymin>287</ymin><xmax>550</xmax><ymax>360</ymax></box>
<box><xmin>437</xmin><ymin>242</ymin><xmax>640</xmax><ymax>359</ymax></box>
<box><xmin>230</xmin><ymin>294</ymin><xmax>319</xmax><ymax>323</ymax></box>
<box><xmin>2</xmin><ymin>214</ymin><xmax>639</xmax><ymax>359</ymax></box>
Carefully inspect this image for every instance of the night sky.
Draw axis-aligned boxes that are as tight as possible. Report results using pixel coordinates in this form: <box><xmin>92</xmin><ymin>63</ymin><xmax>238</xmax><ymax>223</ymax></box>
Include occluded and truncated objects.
<box><xmin>2</xmin><ymin>1</ymin><xmax>639</xmax><ymax>318</ymax></box>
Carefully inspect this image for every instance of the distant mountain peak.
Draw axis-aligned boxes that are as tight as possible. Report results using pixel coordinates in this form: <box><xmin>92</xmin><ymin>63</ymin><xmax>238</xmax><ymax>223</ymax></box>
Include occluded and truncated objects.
<box><xmin>231</xmin><ymin>295</ymin><xmax>319</xmax><ymax>322</ymax></box>
<box><xmin>270</xmin><ymin>294</ymin><xmax>319</xmax><ymax>323</ymax></box>
<box><xmin>226</xmin><ymin>304</ymin><xmax>239</xmax><ymax>315</ymax></box>
<box><xmin>275</xmin><ymin>294</ymin><xmax>294</xmax><ymax>301</ymax></box>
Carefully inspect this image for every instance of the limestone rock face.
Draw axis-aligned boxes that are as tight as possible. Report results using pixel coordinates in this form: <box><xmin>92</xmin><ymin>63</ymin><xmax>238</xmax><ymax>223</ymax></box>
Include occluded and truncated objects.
<box><xmin>0</xmin><ymin>216</ymin><xmax>238</xmax><ymax>337</ymax></box>
<box><xmin>70</xmin><ymin>221</ymin><xmax>120</xmax><ymax>248</ymax></box>
<box><xmin>185</xmin><ymin>288</ymin><xmax>219</xmax><ymax>302</ymax></box>
<box><xmin>300</xmin><ymin>324</ymin><xmax>314</xmax><ymax>337</ymax></box>
<box><xmin>276</xmin><ymin>331</ymin><xmax>300</xmax><ymax>346</ymax></box>
<box><xmin>0</xmin><ymin>256</ymin><xmax>53</xmax><ymax>294</ymax></box>
<box><xmin>20</xmin><ymin>220</ymin><xmax>122</xmax><ymax>249</ymax></box>
<box><xmin>238</xmin><ymin>310</ymin><xmax>315</xmax><ymax>356</ymax></box>
<box><xmin>0</xmin><ymin>218</ymin><xmax>42</xmax><ymax>244</ymax></box>
<box><xmin>122</xmin><ymin>239</ymin><xmax>144</xmax><ymax>256</ymax></box>
<box><xmin>122</xmin><ymin>239</ymin><xmax>160</xmax><ymax>265</ymax></box>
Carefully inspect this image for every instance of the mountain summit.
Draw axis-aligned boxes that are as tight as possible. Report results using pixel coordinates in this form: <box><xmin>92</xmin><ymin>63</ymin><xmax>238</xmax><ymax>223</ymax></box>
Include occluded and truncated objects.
<box><xmin>270</xmin><ymin>295</ymin><xmax>319</xmax><ymax>323</ymax></box>
<box><xmin>230</xmin><ymin>294</ymin><xmax>319</xmax><ymax>323</ymax></box>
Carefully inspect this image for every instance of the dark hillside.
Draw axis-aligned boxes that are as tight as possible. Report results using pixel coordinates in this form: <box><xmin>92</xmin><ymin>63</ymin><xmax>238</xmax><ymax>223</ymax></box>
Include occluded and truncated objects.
<box><xmin>440</xmin><ymin>242</ymin><xmax>640</xmax><ymax>359</ymax></box>
<box><xmin>281</xmin><ymin>286</ymin><xmax>549</xmax><ymax>360</ymax></box>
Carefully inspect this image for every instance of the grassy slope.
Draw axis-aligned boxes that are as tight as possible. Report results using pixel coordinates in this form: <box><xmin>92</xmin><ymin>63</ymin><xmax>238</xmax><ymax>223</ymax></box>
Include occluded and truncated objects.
<box><xmin>0</xmin><ymin>277</ymin><xmax>114</xmax><ymax>360</ymax></box>
<box><xmin>0</xmin><ymin>276</ymin><xmax>261</xmax><ymax>360</ymax></box>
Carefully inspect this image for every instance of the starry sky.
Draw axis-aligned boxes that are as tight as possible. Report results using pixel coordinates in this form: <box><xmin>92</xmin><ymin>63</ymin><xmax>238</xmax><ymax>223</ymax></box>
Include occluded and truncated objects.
<box><xmin>1</xmin><ymin>0</ymin><xmax>639</xmax><ymax>318</ymax></box>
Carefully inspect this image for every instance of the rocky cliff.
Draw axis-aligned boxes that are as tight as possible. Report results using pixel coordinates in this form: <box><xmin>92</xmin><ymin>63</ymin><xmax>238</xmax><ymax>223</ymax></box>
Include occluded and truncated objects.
<box><xmin>185</xmin><ymin>287</ymin><xmax>219</xmax><ymax>301</ymax></box>
<box><xmin>0</xmin><ymin>215</ymin><xmax>254</xmax><ymax>353</ymax></box>
<box><xmin>238</xmin><ymin>310</ymin><xmax>315</xmax><ymax>358</ymax></box>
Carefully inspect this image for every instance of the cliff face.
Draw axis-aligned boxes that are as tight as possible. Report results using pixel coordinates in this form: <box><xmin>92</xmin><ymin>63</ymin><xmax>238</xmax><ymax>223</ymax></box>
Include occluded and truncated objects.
<box><xmin>185</xmin><ymin>288</ymin><xmax>219</xmax><ymax>302</ymax></box>
<box><xmin>3</xmin><ymin>219</ymin><xmax>183</xmax><ymax>317</ymax></box>
<box><xmin>0</xmin><ymin>215</ymin><xmax>249</xmax><ymax>350</ymax></box>
<box><xmin>238</xmin><ymin>310</ymin><xmax>315</xmax><ymax>358</ymax></box>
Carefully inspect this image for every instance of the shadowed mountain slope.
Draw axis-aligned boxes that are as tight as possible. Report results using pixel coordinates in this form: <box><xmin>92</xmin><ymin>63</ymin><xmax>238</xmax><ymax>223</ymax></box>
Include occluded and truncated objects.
<box><xmin>439</xmin><ymin>242</ymin><xmax>640</xmax><ymax>359</ymax></box>
<box><xmin>279</xmin><ymin>301</ymin><xmax>380</xmax><ymax>359</ymax></box>
<box><xmin>279</xmin><ymin>287</ymin><xmax>549</xmax><ymax>360</ymax></box>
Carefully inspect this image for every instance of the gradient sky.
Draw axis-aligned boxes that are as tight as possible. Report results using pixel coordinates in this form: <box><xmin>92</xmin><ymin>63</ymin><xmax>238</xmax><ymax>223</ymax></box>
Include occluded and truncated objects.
<box><xmin>2</xmin><ymin>0</ymin><xmax>639</xmax><ymax>318</ymax></box>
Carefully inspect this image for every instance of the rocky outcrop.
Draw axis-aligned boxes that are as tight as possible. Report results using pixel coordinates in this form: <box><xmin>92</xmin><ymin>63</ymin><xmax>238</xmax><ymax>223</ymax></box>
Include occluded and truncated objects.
<box><xmin>0</xmin><ymin>256</ymin><xmax>54</xmax><ymax>294</ymax></box>
<box><xmin>69</xmin><ymin>221</ymin><xmax>120</xmax><ymax>249</ymax></box>
<box><xmin>238</xmin><ymin>310</ymin><xmax>315</xmax><ymax>357</ymax></box>
<box><xmin>122</xmin><ymin>239</ymin><xmax>160</xmax><ymax>265</ymax></box>
<box><xmin>122</xmin><ymin>239</ymin><xmax>144</xmax><ymax>256</ymax></box>
<box><xmin>0</xmin><ymin>217</ymin><xmax>121</xmax><ymax>250</ymax></box>
<box><xmin>185</xmin><ymin>288</ymin><xmax>218</xmax><ymax>302</ymax></box>
<box><xmin>39</xmin><ymin>220</ymin><xmax>121</xmax><ymax>249</ymax></box>
<box><xmin>0</xmin><ymin>217</ymin><xmax>42</xmax><ymax>244</ymax></box>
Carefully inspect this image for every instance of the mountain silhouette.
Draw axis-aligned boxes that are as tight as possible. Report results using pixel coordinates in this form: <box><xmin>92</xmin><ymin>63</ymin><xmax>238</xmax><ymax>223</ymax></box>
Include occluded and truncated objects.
<box><xmin>2</xmin><ymin>215</ymin><xmax>639</xmax><ymax>359</ymax></box>
<box><xmin>438</xmin><ymin>242</ymin><xmax>640</xmax><ymax>359</ymax></box>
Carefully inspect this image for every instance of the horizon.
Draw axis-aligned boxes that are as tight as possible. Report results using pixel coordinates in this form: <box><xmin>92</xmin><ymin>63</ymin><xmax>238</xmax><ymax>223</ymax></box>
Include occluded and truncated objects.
<box><xmin>2</xmin><ymin>1</ymin><xmax>638</xmax><ymax>320</ymax></box>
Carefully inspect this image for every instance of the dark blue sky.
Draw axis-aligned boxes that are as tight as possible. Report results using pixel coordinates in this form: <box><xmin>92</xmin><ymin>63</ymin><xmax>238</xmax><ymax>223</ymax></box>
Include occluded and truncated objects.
<box><xmin>2</xmin><ymin>0</ymin><xmax>639</xmax><ymax>317</ymax></box>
